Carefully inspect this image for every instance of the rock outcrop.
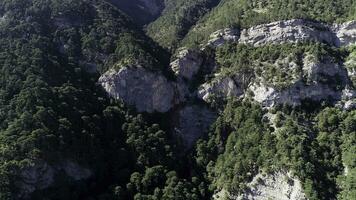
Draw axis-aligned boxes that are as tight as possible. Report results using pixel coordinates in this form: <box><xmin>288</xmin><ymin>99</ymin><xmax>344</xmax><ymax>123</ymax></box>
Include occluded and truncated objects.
<box><xmin>333</xmin><ymin>20</ymin><xmax>356</xmax><ymax>46</ymax></box>
<box><xmin>249</xmin><ymin>55</ymin><xmax>347</xmax><ymax>107</ymax></box>
<box><xmin>207</xmin><ymin>19</ymin><xmax>356</xmax><ymax>48</ymax></box>
<box><xmin>215</xmin><ymin>171</ymin><xmax>307</xmax><ymax>200</ymax></box>
<box><xmin>16</xmin><ymin>160</ymin><xmax>91</xmax><ymax>199</ymax></box>
<box><xmin>239</xmin><ymin>19</ymin><xmax>336</xmax><ymax>47</ymax></box>
<box><xmin>99</xmin><ymin>66</ymin><xmax>183</xmax><ymax>113</ymax></box>
<box><xmin>207</xmin><ymin>28</ymin><xmax>240</xmax><ymax>47</ymax></box>
<box><xmin>170</xmin><ymin>48</ymin><xmax>203</xmax><ymax>80</ymax></box>
<box><xmin>172</xmin><ymin>105</ymin><xmax>217</xmax><ymax>148</ymax></box>
<box><xmin>198</xmin><ymin>76</ymin><xmax>244</xmax><ymax>103</ymax></box>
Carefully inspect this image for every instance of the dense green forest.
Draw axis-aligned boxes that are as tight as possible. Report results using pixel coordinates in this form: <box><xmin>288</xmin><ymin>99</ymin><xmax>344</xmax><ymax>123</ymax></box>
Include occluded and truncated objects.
<box><xmin>0</xmin><ymin>0</ymin><xmax>355</xmax><ymax>200</ymax></box>
<box><xmin>146</xmin><ymin>0</ymin><xmax>220</xmax><ymax>50</ymax></box>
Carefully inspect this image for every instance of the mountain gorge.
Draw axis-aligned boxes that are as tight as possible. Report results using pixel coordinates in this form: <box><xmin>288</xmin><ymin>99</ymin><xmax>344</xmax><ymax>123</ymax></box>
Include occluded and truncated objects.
<box><xmin>0</xmin><ymin>0</ymin><xmax>355</xmax><ymax>200</ymax></box>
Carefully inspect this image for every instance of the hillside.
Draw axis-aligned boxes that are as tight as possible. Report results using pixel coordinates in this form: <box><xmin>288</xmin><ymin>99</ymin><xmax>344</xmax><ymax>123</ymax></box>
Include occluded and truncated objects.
<box><xmin>0</xmin><ymin>0</ymin><xmax>355</xmax><ymax>200</ymax></box>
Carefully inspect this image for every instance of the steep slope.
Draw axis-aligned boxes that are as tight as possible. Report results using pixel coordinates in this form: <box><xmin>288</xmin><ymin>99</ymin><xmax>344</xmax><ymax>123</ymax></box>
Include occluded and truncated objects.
<box><xmin>182</xmin><ymin>0</ymin><xmax>356</xmax><ymax>47</ymax></box>
<box><xmin>107</xmin><ymin>0</ymin><xmax>165</xmax><ymax>25</ymax></box>
<box><xmin>1</xmin><ymin>0</ymin><xmax>356</xmax><ymax>200</ymax></box>
<box><xmin>146</xmin><ymin>0</ymin><xmax>221</xmax><ymax>50</ymax></box>
<box><xmin>0</xmin><ymin>0</ymin><xmax>178</xmax><ymax>199</ymax></box>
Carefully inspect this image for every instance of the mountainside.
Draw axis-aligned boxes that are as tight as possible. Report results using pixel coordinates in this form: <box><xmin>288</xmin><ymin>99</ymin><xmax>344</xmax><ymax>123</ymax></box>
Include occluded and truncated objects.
<box><xmin>0</xmin><ymin>0</ymin><xmax>355</xmax><ymax>200</ymax></box>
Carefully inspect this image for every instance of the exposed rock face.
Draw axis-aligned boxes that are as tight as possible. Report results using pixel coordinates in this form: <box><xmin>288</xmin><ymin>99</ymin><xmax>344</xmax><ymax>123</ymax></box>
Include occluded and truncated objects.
<box><xmin>250</xmin><ymin>82</ymin><xmax>341</xmax><ymax>107</ymax></box>
<box><xmin>207</xmin><ymin>19</ymin><xmax>356</xmax><ymax>48</ymax></box>
<box><xmin>170</xmin><ymin>48</ymin><xmax>203</xmax><ymax>80</ymax></box>
<box><xmin>249</xmin><ymin>56</ymin><xmax>347</xmax><ymax>107</ymax></box>
<box><xmin>207</xmin><ymin>28</ymin><xmax>240</xmax><ymax>47</ymax></box>
<box><xmin>16</xmin><ymin>160</ymin><xmax>91</xmax><ymax>199</ymax></box>
<box><xmin>338</xmin><ymin>88</ymin><xmax>356</xmax><ymax>110</ymax></box>
<box><xmin>333</xmin><ymin>20</ymin><xmax>356</xmax><ymax>46</ymax></box>
<box><xmin>99</xmin><ymin>66</ymin><xmax>182</xmax><ymax>113</ymax></box>
<box><xmin>239</xmin><ymin>19</ymin><xmax>336</xmax><ymax>47</ymax></box>
<box><xmin>233</xmin><ymin>171</ymin><xmax>307</xmax><ymax>200</ymax></box>
<box><xmin>198</xmin><ymin>76</ymin><xmax>244</xmax><ymax>103</ymax></box>
<box><xmin>172</xmin><ymin>105</ymin><xmax>217</xmax><ymax>148</ymax></box>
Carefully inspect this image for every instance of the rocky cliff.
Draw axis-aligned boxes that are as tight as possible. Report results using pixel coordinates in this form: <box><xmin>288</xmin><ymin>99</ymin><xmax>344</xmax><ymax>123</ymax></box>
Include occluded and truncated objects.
<box><xmin>207</xmin><ymin>19</ymin><xmax>356</xmax><ymax>47</ymax></box>
<box><xmin>98</xmin><ymin>66</ymin><xmax>184</xmax><ymax>113</ymax></box>
<box><xmin>214</xmin><ymin>171</ymin><xmax>307</xmax><ymax>200</ymax></box>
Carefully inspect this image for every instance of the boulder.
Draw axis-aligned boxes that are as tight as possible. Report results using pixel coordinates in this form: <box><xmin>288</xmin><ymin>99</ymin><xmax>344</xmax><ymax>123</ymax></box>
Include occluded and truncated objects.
<box><xmin>170</xmin><ymin>48</ymin><xmax>203</xmax><ymax>80</ymax></box>
<box><xmin>99</xmin><ymin>66</ymin><xmax>182</xmax><ymax>113</ymax></box>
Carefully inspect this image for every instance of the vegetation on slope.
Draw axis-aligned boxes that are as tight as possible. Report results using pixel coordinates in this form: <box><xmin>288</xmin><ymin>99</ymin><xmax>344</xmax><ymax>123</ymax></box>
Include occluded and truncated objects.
<box><xmin>182</xmin><ymin>0</ymin><xmax>356</xmax><ymax>47</ymax></box>
<box><xmin>146</xmin><ymin>0</ymin><xmax>221</xmax><ymax>50</ymax></box>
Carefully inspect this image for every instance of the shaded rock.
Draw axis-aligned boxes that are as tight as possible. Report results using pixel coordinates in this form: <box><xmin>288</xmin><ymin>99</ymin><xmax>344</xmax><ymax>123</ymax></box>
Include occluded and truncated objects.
<box><xmin>172</xmin><ymin>105</ymin><xmax>217</xmax><ymax>148</ymax></box>
<box><xmin>16</xmin><ymin>160</ymin><xmax>91</xmax><ymax>199</ymax></box>
<box><xmin>170</xmin><ymin>48</ymin><xmax>203</xmax><ymax>80</ymax></box>
<box><xmin>239</xmin><ymin>19</ymin><xmax>336</xmax><ymax>47</ymax></box>
<box><xmin>99</xmin><ymin>66</ymin><xmax>182</xmax><ymax>113</ymax></box>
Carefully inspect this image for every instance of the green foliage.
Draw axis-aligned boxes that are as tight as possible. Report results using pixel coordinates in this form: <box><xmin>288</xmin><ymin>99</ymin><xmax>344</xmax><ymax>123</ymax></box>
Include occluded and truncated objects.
<box><xmin>147</xmin><ymin>0</ymin><xmax>220</xmax><ymax>50</ymax></box>
<box><xmin>194</xmin><ymin>100</ymin><xmax>356</xmax><ymax>199</ymax></box>
<box><xmin>214</xmin><ymin>42</ymin><xmax>344</xmax><ymax>89</ymax></box>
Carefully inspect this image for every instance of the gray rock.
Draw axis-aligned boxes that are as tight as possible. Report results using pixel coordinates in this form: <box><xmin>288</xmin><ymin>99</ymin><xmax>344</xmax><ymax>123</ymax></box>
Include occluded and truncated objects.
<box><xmin>333</xmin><ymin>20</ymin><xmax>356</xmax><ymax>47</ymax></box>
<box><xmin>207</xmin><ymin>28</ymin><xmax>240</xmax><ymax>47</ymax></box>
<box><xmin>215</xmin><ymin>171</ymin><xmax>307</xmax><ymax>200</ymax></box>
<box><xmin>239</xmin><ymin>19</ymin><xmax>336</xmax><ymax>47</ymax></box>
<box><xmin>209</xmin><ymin>19</ymin><xmax>356</xmax><ymax>48</ymax></box>
<box><xmin>170</xmin><ymin>48</ymin><xmax>203</xmax><ymax>80</ymax></box>
<box><xmin>99</xmin><ymin>66</ymin><xmax>182</xmax><ymax>113</ymax></box>
<box><xmin>198</xmin><ymin>76</ymin><xmax>244</xmax><ymax>103</ymax></box>
<box><xmin>172</xmin><ymin>105</ymin><xmax>217</xmax><ymax>148</ymax></box>
<box><xmin>16</xmin><ymin>160</ymin><xmax>91</xmax><ymax>199</ymax></box>
<box><xmin>249</xmin><ymin>54</ymin><xmax>348</xmax><ymax>107</ymax></box>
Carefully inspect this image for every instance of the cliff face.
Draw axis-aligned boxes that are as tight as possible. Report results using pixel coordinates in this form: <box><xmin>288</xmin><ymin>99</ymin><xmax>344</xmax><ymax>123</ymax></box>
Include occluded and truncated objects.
<box><xmin>207</xmin><ymin>19</ymin><xmax>356</xmax><ymax>48</ymax></box>
<box><xmin>98</xmin><ymin>19</ymin><xmax>356</xmax><ymax>150</ymax></box>
<box><xmin>214</xmin><ymin>171</ymin><xmax>307</xmax><ymax>200</ymax></box>
<box><xmin>98</xmin><ymin>66</ymin><xmax>183</xmax><ymax>113</ymax></box>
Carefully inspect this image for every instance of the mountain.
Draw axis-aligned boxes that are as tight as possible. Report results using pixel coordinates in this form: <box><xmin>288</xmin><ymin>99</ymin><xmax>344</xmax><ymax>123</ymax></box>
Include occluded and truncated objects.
<box><xmin>0</xmin><ymin>0</ymin><xmax>355</xmax><ymax>200</ymax></box>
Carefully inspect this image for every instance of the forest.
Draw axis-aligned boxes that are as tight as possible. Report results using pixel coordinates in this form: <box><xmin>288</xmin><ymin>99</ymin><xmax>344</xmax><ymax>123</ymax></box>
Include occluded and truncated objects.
<box><xmin>0</xmin><ymin>0</ymin><xmax>355</xmax><ymax>200</ymax></box>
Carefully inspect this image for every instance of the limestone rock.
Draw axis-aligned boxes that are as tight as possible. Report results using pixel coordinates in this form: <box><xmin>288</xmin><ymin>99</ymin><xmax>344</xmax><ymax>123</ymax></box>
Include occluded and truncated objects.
<box><xmin>333</xmin><ymin>20</ymin><xmax>356</xmax><ymax>47</ymax></box>
<box><xmin>249</xmin><ymin>55</ymin><xmax>347</xmax><ymax>107</ymax></box>
<box><xmin>233</xmin><ymin>171</ymin><xmax>306</xmax><ymax>200</ymax></box>
<box><xmin>170</xmin><ymin>48</ymin><xmax>203</xmax><ymax>80</ymax></box>
<box><xmin>239</xmin><ymin>19</ymin><xmax>336</xmax><ymax>47</ymax></box>
<box><xmin>99</xmin><ymin>66</ymin><xmax>182</xmax><ymax>113</ymax></box>
<box><xmin>198</xmin><ymin>76</ymin><xmax>244</xmax><ymax>103</ymax></box>
<box><xmin>207</xmin><ymin>28</ymin><xmax>240</xmax><ymax>47</ymax></box>
<box><xmin>172</xmin><ymin>105</ymin><xmax>217</xmax><ymax>148</ymax></box>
